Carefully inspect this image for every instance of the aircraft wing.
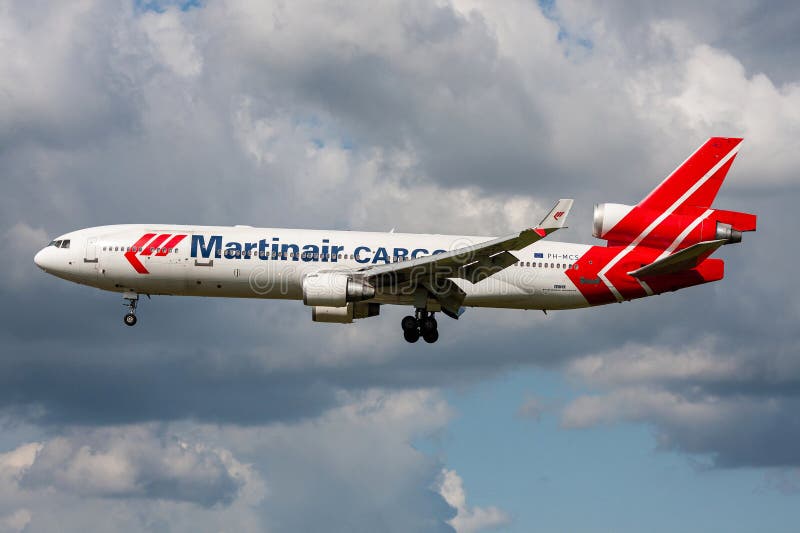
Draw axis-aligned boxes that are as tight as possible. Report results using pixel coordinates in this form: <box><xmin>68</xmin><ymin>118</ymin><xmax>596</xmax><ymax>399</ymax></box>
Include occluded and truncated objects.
<box><xmin>628</xmin><ymin>239</ymin><xmax>727</xmax><ymax>278</ymax></box>
<box><xmin>356</xmin><ymin>199</ymin><xmax>573</xmax><ymax>317</ymax></box>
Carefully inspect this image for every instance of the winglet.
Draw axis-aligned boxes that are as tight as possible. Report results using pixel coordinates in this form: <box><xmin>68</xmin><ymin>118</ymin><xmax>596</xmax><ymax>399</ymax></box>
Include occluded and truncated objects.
<box><xmin>535</xmin><ymin>199</ymin><xmax>574</xmax><ymax>234</ymax></box>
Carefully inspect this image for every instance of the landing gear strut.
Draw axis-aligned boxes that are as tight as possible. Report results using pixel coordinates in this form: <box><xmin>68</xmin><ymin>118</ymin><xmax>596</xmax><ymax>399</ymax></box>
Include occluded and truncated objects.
<box><xmin>401</xmin><ymin>309</ymin><xmax>439</xmax><ymax>344</ymax></box>
<box><xmin>123</xmin><ymin>292</ymin><xmax>139</xmax><ymax>326</ymax></box>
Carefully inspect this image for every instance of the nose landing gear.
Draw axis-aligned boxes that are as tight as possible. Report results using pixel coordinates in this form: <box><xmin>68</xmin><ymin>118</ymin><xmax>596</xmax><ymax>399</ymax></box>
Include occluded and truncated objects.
<box><xmin>401</xmin><ymin>309</ymin><xmax>439</xmax><ymax>343</ymax></box>
<box><xmin>123</xmin><ymin>292</ymin><xmax>139</xmax><ymax>326</ymax></box>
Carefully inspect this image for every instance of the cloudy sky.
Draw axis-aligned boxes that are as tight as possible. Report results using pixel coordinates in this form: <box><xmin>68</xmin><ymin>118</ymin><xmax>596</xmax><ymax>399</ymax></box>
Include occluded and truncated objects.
<box><xmin>1</xmin><ymin>0</ymin><xmax>799</xmax><ymax>531</ymax></box>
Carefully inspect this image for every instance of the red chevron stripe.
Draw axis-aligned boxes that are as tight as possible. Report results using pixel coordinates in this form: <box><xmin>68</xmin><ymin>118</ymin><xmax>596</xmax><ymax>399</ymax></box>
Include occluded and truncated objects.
<box><xmin>155</xmin><ymin>234</ymin><xmax>187</xmax><ymax>256</ymax></box>
<box><xmin>125</xmin><ymin>233</ymin><xmax>157</xmax><ymax>274</ymax></box>
<box><xmin>140</xmin><ymin>234</ymin><xmax>171</xmax><ymax>256</ymax></box>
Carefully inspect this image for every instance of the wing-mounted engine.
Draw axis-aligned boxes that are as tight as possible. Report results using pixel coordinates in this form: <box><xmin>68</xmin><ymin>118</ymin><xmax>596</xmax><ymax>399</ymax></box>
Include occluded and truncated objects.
<box><xmin>304</xmin><ymin>272</ymin><xmax>379</xmax><ymax>323</ymax></box>
<box><xmin>592</xmin><ymin>203</ymin><xmax>756</xmax><ymax>249</ymax></box>
<box><xmin>302</xmin><ymin>272</ymin><xmax>376</xmax><ymax>307</ymax></box>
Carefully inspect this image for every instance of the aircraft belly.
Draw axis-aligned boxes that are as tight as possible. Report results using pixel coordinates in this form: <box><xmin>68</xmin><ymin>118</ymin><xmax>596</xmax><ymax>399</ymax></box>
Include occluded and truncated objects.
<box><xmin>97</xmin><ymin>259</ymin><xmax>187</xmax><ymax>295</ymax></box>
<box><xmin>459</xmin><ymin>269</ymin><xmax>589</xmax><ymax>310</ymax></box>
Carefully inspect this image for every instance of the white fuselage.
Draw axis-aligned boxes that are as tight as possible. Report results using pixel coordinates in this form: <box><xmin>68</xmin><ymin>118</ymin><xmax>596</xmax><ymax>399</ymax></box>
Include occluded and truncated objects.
<box><xmin>34</xmin><ymin>224</ymin><xmax>593</xmax><ymax>311</ymax></box>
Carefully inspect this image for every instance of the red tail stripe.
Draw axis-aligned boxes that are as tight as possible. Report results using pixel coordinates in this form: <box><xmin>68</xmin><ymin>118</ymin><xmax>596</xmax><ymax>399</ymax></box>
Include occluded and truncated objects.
<box><xmin>155</xmin><ymin>234</ymin><xmax>187</xmax><ymax>256</ymax></box>
<box><xmin>140</xmin><ymin>234</ymin><xmax>172</xmax><ymax>256</ymax></box>
<box><xmin>124</xmin><ymin>233</ymin><xmax>157</xmax><ymax>274</ymax></box>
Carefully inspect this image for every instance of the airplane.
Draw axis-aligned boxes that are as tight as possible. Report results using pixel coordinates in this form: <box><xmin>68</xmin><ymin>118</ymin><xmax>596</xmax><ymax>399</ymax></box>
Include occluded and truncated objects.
<box><xmin>34</xmin><ymin>137</ymin><xmax>756</xmax><ymax>343</ymax></box>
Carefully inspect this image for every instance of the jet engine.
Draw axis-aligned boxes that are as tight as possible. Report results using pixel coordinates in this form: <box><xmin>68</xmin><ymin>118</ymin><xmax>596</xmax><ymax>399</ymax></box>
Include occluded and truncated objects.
<box><xmin>302</xmin><ymin>272</ymin><xmax>376</xmax><ymax>307</ymax></box>
<box><xmin>714</xmin><ymin>222</ymin><xmax>742</xmax><ymax>243</ymax></box>
<box><xmin>592</xmin><ymin>203</ymin><xmax>635</xmax><ymax>239</ymax></box>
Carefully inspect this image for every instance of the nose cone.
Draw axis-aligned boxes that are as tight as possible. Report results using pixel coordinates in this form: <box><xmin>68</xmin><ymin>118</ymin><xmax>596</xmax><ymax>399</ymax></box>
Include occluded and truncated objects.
<box><xmin>34</xmin><ymin>247</ymin><xmax>57</xmax><ymax>272</ymax></box>
<box><xmin>34</xmin><ymin>248</ymin><xmax>47</xmax><ymax>270</ymax></box>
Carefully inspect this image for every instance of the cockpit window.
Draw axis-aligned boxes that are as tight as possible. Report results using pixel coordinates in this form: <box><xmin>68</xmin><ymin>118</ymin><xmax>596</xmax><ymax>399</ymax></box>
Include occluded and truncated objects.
<box><xmin>60</xmin><ymin>240</ymin><xmax>70</xmax><ymax>249</ymax></box>
<box><xmin>53</xmin><ymin>240</ymin><xmax>62</xmax><ymax>248</ymax></box>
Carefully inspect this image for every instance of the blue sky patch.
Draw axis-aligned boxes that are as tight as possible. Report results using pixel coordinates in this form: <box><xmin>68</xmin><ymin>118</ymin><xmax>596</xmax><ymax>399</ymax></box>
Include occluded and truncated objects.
<box><xmin>134</xmin><ymin>0</ymin><xmax>202</xmax><ymax>14</ymax></box>
<box><xmin>537</xmin><ymin>0</ymin><xmax>594</xmax><ymax>52</ymax></box>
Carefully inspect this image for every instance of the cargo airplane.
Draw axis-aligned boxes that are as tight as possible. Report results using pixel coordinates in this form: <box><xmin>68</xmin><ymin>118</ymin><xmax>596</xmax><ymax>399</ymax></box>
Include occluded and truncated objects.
<box><xmin>34</xmin><ymin>137</ymin><xmax>756</xmax><ymax>343</ymax></box>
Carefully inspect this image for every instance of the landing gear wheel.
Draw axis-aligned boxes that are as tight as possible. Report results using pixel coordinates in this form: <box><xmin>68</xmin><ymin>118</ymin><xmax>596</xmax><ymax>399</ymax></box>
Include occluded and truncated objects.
<box><xmin>422</xmin><ymin>328</ymin><xmax>439</xmax><ymax>344</ymax></box>
<box><xmin>401</xmin><ymin>315</ymin><xmax>418</xmax><ymax>332</ymax></box>
<box><xmin>420</xmin><ymin>316</ymin><xmax>437</xmax><ymax>334</ymax></box>
<box><xmin>122</xmin><ymin>291</ymin><xmax>140</xmax><ymax>327</ymax></box>
<box><xmin>403</xmin><ymin>308</ymin><xmax>439</xmax><ymax>343</ymax></box>
<box><xmin>404</xmin><ymin>328</ymin><xmax>421</xmax><ymax>343</ymax></box>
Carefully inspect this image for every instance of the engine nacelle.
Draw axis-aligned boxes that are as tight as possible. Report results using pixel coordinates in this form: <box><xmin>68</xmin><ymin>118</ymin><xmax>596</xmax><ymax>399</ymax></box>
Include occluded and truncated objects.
<box><xmin>302</xmin><ymin>272</ymin><xmax>376</xmax><ymax>307</ymax></box>
<box><xmin>312</xmin><ymin>302</ymin><xmax>381</xmax><ymax>324</ymax></box>
<box><xmin>594</xmin><ymin>203</ymin><xmax>750</xmax><ymax>247</ymax></box>
<box><xmin>593</xmin><ymin>203</ymin><xmax>635</xmax><ymax>239</ymax></box>
<box><xmin>714</xmin><ymin>222</ymin><xmax>742</xmax><ymax>243</ymax></box>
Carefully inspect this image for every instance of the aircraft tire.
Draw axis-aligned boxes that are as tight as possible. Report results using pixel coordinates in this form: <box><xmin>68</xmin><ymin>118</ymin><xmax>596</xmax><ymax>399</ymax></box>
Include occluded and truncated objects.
<box><xmin>404</xmin><ymin>329</ymin><xmax>421</xmax><ymax>343</ymax></box>
<box><xmin>124</xmin><ymin>313</ymin><xmax>138</xmax><ymax>327</ymax></box>
<box><xmin>401</xmin><ymin>315</ymin><xmax>418</xmax><ymax>332</ymax></box>
<box><xmin>422</xmin><ymin>329</ymin><xmax>439</xmax><ymax>344</ymax></box>
<box><xmin>420</xmin><ymin>316</ymin><xmax>437</xmax><ymax>333</ymax></box>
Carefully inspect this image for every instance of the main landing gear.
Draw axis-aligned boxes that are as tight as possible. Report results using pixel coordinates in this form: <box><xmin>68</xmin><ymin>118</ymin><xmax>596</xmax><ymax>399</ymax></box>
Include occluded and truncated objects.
<box><xmin>123</xmin><ymin>292</ymin><xmax>139</xmax><ymax>326</ymax></box>
<box><xmin>401</xmin><ymin>309</ymin><xmax>439</xmax><ymax>344</ymax></box>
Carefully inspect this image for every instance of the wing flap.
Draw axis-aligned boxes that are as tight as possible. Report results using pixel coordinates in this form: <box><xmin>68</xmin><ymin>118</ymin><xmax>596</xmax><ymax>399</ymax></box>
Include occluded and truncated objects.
<box><xmin>628</xmin><ymin>239</ymin><xmax>727</xmax><ymax>278</ymax></box>
<box><xmin>458</xmin><ymin>251</ymin><xmax>519</xmax><ymax>284</ymax></box>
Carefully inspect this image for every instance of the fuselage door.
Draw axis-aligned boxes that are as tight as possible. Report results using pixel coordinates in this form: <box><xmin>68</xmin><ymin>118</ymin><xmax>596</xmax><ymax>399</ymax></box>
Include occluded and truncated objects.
<box><xmin>84</xmin><ymin>237</ymin><xmax>98</xmax><ymax>263</ymax></box>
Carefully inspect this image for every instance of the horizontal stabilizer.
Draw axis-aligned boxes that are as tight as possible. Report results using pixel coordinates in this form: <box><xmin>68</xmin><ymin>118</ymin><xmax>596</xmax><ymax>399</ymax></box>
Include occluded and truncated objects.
<box><xmin>628</xmin><ymin>239</ymin><xmax>727</xmax><ymax>278</ymax></box>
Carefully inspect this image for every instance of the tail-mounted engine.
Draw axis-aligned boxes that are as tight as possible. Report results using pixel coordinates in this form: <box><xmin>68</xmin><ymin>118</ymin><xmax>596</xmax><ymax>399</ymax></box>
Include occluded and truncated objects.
<box><xmin>592</xmin><ymin>203</ymin><xmax>635</xmax><ymax>240</ymax></box>
<box><xmin>593</xmin><ymin>203</ymin><xmax>756</xmax><ymax>248</ymax></box>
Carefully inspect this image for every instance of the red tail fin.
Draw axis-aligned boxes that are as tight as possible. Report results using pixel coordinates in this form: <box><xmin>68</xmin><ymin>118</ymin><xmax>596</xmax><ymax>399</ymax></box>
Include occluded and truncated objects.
<box><xmin>639</xmin><ymin>137</ymin><xmax>742</xmax><ymax>213</ymax></box>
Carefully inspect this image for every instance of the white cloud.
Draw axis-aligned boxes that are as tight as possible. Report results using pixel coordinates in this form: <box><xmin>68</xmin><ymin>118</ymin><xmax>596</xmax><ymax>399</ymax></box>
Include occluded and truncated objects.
<box><xmin>561</xmin><ymin>337</ymin><xmax>800</xmax><ymax>467</ymax></box>
<box><xmin>625</xmin><ymin>34</ymin><xmax>800</xmax><ymax>186</ymax></box>
<box><xmin>0</xmin><ymin>442</ymin><xmax>41</xmax><ymax>475</ymax></box>
<box><xmin>0</xmin><ymin>509</ymin><xmax>31</xmax><ymax>533</ymax></box>
<box><xmin>438</xmin><ymin>469</ymin><xmax>510</xmax><ymax>533</ymax></box>
<box><xmin>140</xmin><ymin>8</ymin><xmax>203</xmax><ymax>78</ymax></box>
<box><xmin>10</xmin><ymin>426</ymin><xmax>261</xmax><ymax>508</ymax></box>
<box><xmin>0</xmin><ymin>425</ymin><xmax>267</xmax><ymax>532</ymax></box>
<box><xmin>566</xmin><ymin>340</ymin><xmax>742</xmax><ymax>386</ymax></box>
<box><xmin>561</xmin><ymin>386</ymin><xmax>731</xmax><ymax>429</ymax></box>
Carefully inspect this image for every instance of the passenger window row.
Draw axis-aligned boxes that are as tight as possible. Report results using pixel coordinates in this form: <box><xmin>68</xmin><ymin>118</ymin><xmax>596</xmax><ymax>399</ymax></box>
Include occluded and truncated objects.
<box><xmin>102</xmin><ymin>246</ymin><xmax>179</xmax><ymax>254</ymax></box>
<box><xmin>223</xmin><ymin>251</ymin><xmax>354</xmax><ymax>259</ymax></box>
<box><xmin>515</xmin><ymin>261</ymin><xmax>578</xmax><ymax>270</ymax></box>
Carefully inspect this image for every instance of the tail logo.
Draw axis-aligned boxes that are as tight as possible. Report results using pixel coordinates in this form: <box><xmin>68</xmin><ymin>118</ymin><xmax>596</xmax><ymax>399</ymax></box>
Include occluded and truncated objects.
<box><xmin>125</xmin><ymin>233</ymin><xmax>187</xmax><ymax>274</ymax></box>
<box><xmin>553</xmin><ymin>211</ymin><xmax>565</xmax><ymax>221</ymax></box>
